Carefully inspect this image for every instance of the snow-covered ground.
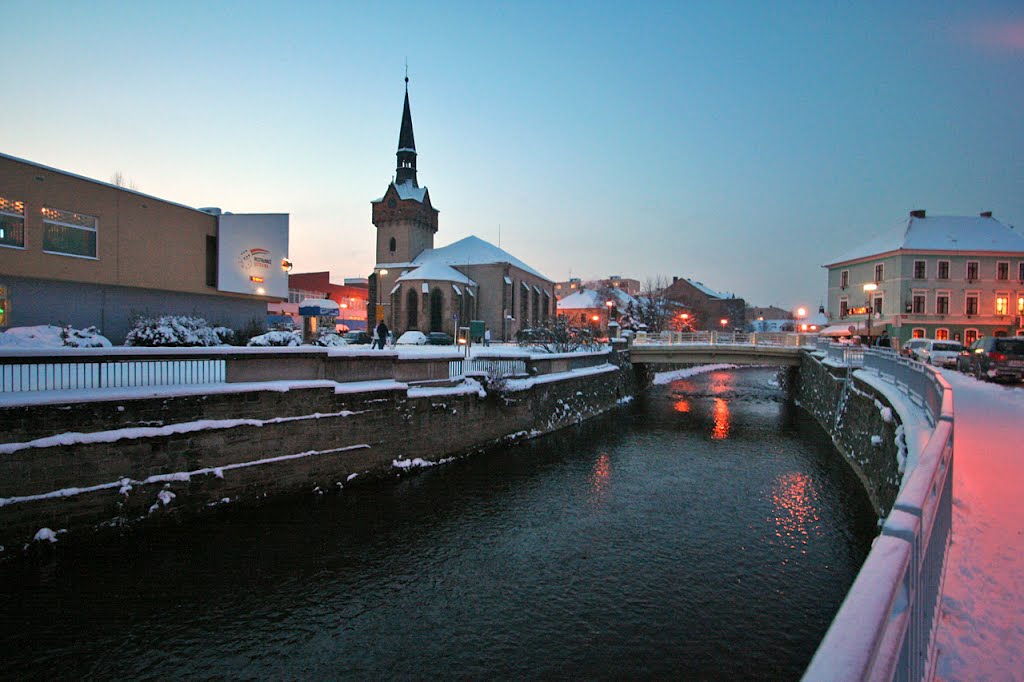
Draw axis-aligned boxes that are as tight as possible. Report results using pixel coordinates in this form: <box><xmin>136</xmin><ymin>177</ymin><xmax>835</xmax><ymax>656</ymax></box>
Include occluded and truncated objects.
<box><xmin>932</xmin><ymin>370</ymin><xmax>1024</xmax><ymax>681</ymax></box>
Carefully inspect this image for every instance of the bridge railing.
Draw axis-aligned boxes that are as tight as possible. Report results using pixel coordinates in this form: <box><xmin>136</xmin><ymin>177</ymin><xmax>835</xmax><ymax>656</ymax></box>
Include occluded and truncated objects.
<box><xmin>633</xmin><ymin>331</ymin><xmax>815</xmax><ymax>347</ymax></box>
<box><xmin>804</xmin><ymin>348</ymin><xmax>954</xmax><ymax>681</ymax></box>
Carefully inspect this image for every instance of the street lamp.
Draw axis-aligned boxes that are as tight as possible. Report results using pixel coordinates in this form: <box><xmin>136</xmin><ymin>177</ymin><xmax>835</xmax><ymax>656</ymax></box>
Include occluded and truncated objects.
<box><xmin>863</xmin><ymin>283</ymin><xmax>878</xmax><ymax>341</ymax></box>
<box><xmin>720</xmin><ymin>318</ymin><xmax>728</xmax><ymax>332</ymax></box>
<box><xmin>795</xmin><ymin>306</ymin><xmax>806</xmax><ymax>333</ymax></box>
<box><xmin>377</xmin><ymin>269</ymin><xmax>389</xmax><ymax>325</ymax></box>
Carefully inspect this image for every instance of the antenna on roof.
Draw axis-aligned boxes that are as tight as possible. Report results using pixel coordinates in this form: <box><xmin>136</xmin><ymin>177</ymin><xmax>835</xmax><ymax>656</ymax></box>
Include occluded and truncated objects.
<box><xmin>404</xmin><ymin>58</ymin><xmax>409</xmax><ymax>88</ymax></box>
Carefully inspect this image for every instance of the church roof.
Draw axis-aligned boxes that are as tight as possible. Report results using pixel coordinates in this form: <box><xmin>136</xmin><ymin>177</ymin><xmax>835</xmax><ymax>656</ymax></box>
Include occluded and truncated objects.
<box><xmin>398</xmin><ymin>86</ymin><xmax>416</xmax><ymax>153</ymax></box>
<box><xmin>371</xmin><ymin>180</ymin><xmax>429</xmax><ymax>204</ymax></box>
<box><xmin>825</xmin><ymin>213</ymin><xmax>1024</xmax><ymax>266</ymax></box>
<box><xmin>412</xmin><ymin>235</ymin><xmax>551</xmax><ymax>281</ymax></box>
<box><xmin>396</xmin><ymin>261</ymin><xmax>476</xmax><ymax>285</ymax></box>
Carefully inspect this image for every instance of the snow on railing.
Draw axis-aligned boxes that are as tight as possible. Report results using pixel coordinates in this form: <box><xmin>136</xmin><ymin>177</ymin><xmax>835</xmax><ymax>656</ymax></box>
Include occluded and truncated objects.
<box><xmin>804</xmin><ymin>347</ymin><xmax>954</xmax><ymax>682</ymax></box>
<box><xmin>632</xmin><ymin>331</ymin><xmax>815</xmax><ymax>347</ymax></box>
<box><xmin>0</xmin><ymin>352</ymin><xmax>226</xmax><ymax>392</ymax></box>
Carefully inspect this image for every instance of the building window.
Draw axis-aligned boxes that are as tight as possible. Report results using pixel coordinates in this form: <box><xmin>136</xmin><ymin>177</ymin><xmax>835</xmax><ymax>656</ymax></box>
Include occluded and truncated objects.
<box><xmin>205</xmin><ymin>235</ymin><xmax>217</xmax><ymax>287</ymax></box>
<box><xmin>840</xmin><ymin>270</ymin><xmax>849</xmax><ymax>289</ymax></box>
<box><xmin>996</xmin><ymin>293</ymin><xmax>1009</xmax><ymax>316</ymax></box>
<box><xmin>912</xmin><ymin>292</ymin><xmax>926</xmax><ymax>314</ymax></box>
<box><xmin>936</xmin><ymin>292</ymin><xmax>950</xmax><ymax>315</ymax></box>
<box><xmin>1018</xmin><ymin>294</ymin><xmax>1024</xmax><ymax>315</ymax></box>
<box><xmin>874</xmin><ymin>263</ymin><xmax>883</xmax><ymax>282</ymax></box>
<box><xmin>0</xmin><ymin>196</ymin><xmax>26</xmax><ymax>248</ymax></box>
<box><xmin>937</xmin><ymin>260</ymin><xmax>950</xmax><ymax>280</ymax></box>
<box><xmin>913</xmin><ymin>260</ymin><xmax>926</xmax><ymax>279</ymax></box>
<box><xmin>406</xmin><ymin>288</ymin><xmax>418</xmax><ymax>330</ymax></box>
<box><xmin>912</xmin><ymin>328</ymin><xmax>925</xmax><ymax>339</ymax></box>
<box><xmin>997</xmin><ymin>261</ymin><xmax>1009</xmax><ymax>280</ymax></box>
<box><xmin>389</xmin><ymin>237</ymin><xmax>396</xmax><ymax>253</ymax></box>
<box><xmin>873</xmin><ymin>295</ymin><xmax>883</xmax><ymax>315</ymax></box>
<box><xmin>42</xmin><ymin>206</ymin><xmax>97</xmax><ymax>258</ymax></box>
<box><xmin>839</xmin><ymin>298</ymin><xmax>849</xmax><ymax>318</ymax></box>
<box><xmin>965</xmin><ymin>329</ymin><xmax>979</xmax><ymax>345</ymax></box>
<box><xmin>935</xmin><ymin>328</ymin><xmax>949</xmax><ymax>341</ymax></box>
<box><xmin>1018</xmin><ymin>262</ymin><xmax>1024</xmax><ymax>282</ymax></box>
<box><xmin>966</xmin><ymin>261</ymin><xmax>979</xmax><ymax>281</ymax></box>
<box><xmin>965</xmin><ymin>293</ymin><xmax>979</xmax><ymax>316</ymax></box>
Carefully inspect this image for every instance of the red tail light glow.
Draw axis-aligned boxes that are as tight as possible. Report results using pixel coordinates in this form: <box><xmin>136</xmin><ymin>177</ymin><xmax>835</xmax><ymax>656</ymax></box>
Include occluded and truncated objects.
<box><xmin>989</xmin><ymin>352</ymin><xmax>1007</xmax><ymax>361</ymax></box>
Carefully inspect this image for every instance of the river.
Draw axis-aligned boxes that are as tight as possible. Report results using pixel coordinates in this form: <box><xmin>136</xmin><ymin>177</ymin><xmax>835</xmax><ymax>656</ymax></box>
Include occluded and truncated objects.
<box><xmin>0</xmin><ymin>367</ymin><xmax>876</xmax><ymax>679</ymax></box>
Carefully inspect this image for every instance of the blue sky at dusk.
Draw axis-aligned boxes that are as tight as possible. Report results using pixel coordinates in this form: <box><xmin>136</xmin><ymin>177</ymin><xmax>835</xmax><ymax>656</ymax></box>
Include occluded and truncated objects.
<box><xmin>3</xmin><ymin>1</ymin><xmax>1022</xmax><ymax>310</ymax></box>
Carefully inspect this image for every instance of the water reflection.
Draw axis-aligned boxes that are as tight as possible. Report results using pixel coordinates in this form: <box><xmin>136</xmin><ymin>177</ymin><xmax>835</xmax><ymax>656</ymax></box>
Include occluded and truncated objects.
<box><xmin>588</xmin><ymin>453</ymin><xmax>612</xmax><ymax>505</ymax></box>
<box><xmin>711</xmin><ymin>398</ymin><xmax>731</xmax><ymax>440</ymax></box>
<box><xmin>769</xmin><ymin>472</ymin><xmax>822</xmax><ymax>550</ymax></box>
<box><xmin>673</xmin><ymin>399</ymin><xmax>691</xmax><ymax>413</ymax></box>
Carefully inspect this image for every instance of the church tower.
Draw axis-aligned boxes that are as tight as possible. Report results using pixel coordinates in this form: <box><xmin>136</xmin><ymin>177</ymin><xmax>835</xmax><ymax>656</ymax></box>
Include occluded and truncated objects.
<box><xmin>371</xmin><ymin>77</ymin><xmax>439</xmax><ymax>267</ymax></box>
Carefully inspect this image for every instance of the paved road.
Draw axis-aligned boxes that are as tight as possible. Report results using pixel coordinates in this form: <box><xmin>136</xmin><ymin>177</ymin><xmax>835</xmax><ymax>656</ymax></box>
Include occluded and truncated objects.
<box><xmin>933</xmin><ymin>369</ymin><xmax>1024</xmax><ymax>681</ymax></box>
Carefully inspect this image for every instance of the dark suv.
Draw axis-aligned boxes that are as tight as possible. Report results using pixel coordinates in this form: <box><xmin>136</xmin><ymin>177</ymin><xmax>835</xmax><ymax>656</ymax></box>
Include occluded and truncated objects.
<box><xmin>343</xmin><ymin>330</ymin><xmax>372</xmax><ymax>345</ymax></box>
<box><xmin>958</xmin><ymin>337</ymin><xmax>1024</xmax><ymax>382</ymax></box>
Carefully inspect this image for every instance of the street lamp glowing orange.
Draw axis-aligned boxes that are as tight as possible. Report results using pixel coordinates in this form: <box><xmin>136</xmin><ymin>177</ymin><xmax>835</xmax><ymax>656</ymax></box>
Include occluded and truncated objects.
<box><xmin>720</xmin><ymin>318</ymin><xmax>728</xmax><ymax>328</ymax></box>
<box><xmin>591</xmin><ymin>314</ymin><xmax>600</xmax><ymax>322</ymax></box>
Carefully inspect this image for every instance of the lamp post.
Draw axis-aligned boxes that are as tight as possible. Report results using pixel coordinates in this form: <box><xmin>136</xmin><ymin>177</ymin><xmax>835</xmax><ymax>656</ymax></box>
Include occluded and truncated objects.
<box><xmin>377</xmin><ymin>269</ymin><xmax>389</xmax><ymax>326</ymax></box>
<box><xmin>605</xmin><ymin>300</ymin><xmax>614</xmax><ymax>333</ymax></box>
<box><xmin>863</xmin><ymin>283</ymin><xmax>878</xmax><ymax>342</ymax></box>
<box><xmin>795</xmin><ymin>307</ymin><xmax>806</xmax><ymax>334</ymax></box>
<box><xmin>680</xmin><ymin>312</ymin><xmax>690</xmax><ymax>331</ymax></box>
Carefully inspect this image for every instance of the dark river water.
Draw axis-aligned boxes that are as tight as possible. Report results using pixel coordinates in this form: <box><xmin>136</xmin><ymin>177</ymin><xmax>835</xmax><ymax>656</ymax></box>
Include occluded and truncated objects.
<box><xmin>0</xmin><ymin>368</ymin><xmax>876</xmax><ymax>680</ymax></box>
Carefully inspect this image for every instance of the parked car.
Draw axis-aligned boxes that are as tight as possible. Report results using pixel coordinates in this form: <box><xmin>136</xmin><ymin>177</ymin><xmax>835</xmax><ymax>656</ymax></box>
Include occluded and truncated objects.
<box><xmin>343</xmin><ymin>330</ymin><xmax>372</xmax><ymax>345</ymax></box>
<box><xmin>906</xmin><ymin>339</ymin><xmax>963</xmax><ymax>367</ymax></box>
<box><xmin>957</xmin><ymin>337</ymin><xmax>1024</xmax><ymax>382</ymax></box>
<box><xmin>395</xmin><ymin>330</ymin><xmax>428</xmax><ymax>345</ymax></box>
<box><xmin>901</xmin><ymin>338</ymin><xmax>928</xmax><ymax>359</ymax></box>
<box><xmin>427</xmin><ymin>332</ymin><xmax>454</xmax><ymax>345</ymax></box>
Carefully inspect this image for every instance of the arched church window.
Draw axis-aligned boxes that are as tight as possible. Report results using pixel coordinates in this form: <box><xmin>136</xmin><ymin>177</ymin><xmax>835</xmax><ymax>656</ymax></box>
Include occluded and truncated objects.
<box><xmin>430</xmin><ymin>288</ymin><xmax>444</xmax><ymax>332</ymax></box>
<box><xmin>406</xmin><ymin>288</ymin><xmax>418</xmax><ymax>330</ymax></box>
<box><xmin>389</xmin><ymin>237</ymin><xmax>396</xmax><ymax>253</ymax></box>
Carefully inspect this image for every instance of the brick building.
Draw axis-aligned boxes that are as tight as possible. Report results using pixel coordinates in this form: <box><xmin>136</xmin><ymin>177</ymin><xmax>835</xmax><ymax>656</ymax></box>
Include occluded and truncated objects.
<box><xmin>661</xmin><ymin>276</ymin><xmax>746</xmax><ymax>331</ymax></box>
<box><xmin>0</xmin><ymin>153</ymin><xmax>288</xmax><ymax>342</ymax></box>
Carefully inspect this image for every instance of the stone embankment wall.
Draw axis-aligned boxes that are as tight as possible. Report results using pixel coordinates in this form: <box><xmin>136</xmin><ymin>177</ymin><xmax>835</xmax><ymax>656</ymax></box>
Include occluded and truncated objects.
<box><xmin>0</xmin><ymin>357</ymin><xmax>639</xmax><ymax>554</ymax></box>
<box><xmin>796</xmin><ymin>353</ymin><xmax>902</xmax><ymax>516</ymax></box>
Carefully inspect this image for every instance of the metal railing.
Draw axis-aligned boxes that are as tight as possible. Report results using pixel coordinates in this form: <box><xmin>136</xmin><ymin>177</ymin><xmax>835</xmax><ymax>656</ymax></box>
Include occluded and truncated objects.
<box><xmin>633</xmin><ymin>330</ymin><xmax>816</xmax><ymax>347</ymax></box>
<box><xmin>804</xmin><ymin>346</ymin><xmax>954</xmax><ymax>681</ymax></box>
<box><xmin>1</xmin><ymin>353</ymin><xmax>226</xmax><ymax>392</ymax></box>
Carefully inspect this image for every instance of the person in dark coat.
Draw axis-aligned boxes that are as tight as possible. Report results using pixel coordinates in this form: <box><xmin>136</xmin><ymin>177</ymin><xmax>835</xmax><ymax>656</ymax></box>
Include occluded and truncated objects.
<box><xmin>375</xmin><ymin>320</ymin><xmax>389</xmax><ymax>349</ymax></box>
<box><xmin>875</xmin><ymin>330</ymin><xmax>891</xmax><ymax>348</ymax></box>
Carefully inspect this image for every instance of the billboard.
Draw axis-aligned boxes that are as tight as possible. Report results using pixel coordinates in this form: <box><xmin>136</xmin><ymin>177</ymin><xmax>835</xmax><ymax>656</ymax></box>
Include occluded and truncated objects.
<box><xmin>217</xmin><ymin>213</ymin><xmax>289</xmax><ymax>299</ymax></box>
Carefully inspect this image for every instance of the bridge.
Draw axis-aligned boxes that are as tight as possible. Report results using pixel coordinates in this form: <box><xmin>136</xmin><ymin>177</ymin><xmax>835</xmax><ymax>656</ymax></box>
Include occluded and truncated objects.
<box><xmin>629</xmin><ymin>331</ymin><xmax>814</xmax><ymax>367</ymax></box>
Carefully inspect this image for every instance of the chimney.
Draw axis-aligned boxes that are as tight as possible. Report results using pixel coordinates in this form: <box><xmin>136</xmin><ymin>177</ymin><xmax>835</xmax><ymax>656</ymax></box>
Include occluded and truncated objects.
<box><xmin>910</xmin><ymin>209</ymin><xmax>926</xmax><ymax>219</ymax></box>
<box><xmin>673</xmin><ymin>276</ymin><xmax>678</xmax><ymax>283</ymax></box>
<box><xmin>980</xmin><ymin>211</ymin><xmax>993</xmax><ymax>218</ymax></box>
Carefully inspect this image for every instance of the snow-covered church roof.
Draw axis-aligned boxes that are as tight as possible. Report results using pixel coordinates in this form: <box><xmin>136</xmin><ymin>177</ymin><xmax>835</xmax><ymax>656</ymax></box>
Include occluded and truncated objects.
<box><xmin>373</xmin><ymin>180</ymin><xmax>428</xmax><ymax>204</ymax></box>
<box><xmin>410</xmin><ymin>235</ymin><xmax>550</xmax><ymax>281</ymax></box>
<box><xmin>396</xmin><ymin>260</ymin><xmax>476</xmax><ymax>285</ymax></box>
<box><xmin>825</xmin><ymin>213</ymin><xmax>1024</xmax><ymax>266</ymax></box>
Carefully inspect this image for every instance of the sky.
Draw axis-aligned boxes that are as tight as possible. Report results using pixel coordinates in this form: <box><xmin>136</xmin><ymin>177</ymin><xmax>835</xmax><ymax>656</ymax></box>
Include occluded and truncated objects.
<box><xmin>2</xmin><ymin>1</ymin><xmax>1023</xmax><ymax>311</ymax></box>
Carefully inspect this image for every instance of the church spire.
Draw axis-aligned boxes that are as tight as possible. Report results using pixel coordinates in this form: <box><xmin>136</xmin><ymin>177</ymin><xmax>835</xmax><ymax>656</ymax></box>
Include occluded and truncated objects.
<box><xmin>395</xmin><ymin>75</ymin><xmax>418</xmax><ymax>186</ymax></box>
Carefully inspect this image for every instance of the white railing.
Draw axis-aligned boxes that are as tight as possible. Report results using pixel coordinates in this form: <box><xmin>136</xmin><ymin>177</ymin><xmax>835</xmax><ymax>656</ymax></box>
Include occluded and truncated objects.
<box><xmin>804</xmin><ymin>346</ymin><xmax>954</xmax><ymax>681</ymax></box>
<box><xmin>633</xmin><ymin>330</ymin><xmax>816</xmax><ymax>347</ymax></box>
<box><xmin>1</xmin><ymin>352</ymin><xmax>226</xmax><ymax>392</ymax></box>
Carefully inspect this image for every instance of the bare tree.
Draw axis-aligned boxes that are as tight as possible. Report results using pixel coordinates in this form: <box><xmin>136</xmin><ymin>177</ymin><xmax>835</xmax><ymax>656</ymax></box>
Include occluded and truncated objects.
<box><xmin>637</xmin><ymin>275</ymin><xmax>676</xmax><ymax>333</ymax></box>
<box><xmin>110</xmin><ymin>171</ymin><xmax>140</xmax><ymax>191</ymax></box>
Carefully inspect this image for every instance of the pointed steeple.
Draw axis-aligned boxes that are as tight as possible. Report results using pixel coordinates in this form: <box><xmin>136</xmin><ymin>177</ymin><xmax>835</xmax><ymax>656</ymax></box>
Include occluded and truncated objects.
<box><xmin>395</xmin><ymin>76</ymin><xmax>418</xmax><ymax>186</ymax></box>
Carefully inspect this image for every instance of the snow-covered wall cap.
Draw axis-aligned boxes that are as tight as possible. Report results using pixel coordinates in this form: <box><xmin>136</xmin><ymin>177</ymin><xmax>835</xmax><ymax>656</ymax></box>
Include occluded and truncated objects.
<box><xmin>396</xmin><ymin>261</ymin><xmax>477</xmax><ymax>285</ymax></box>
<box><xmin>452</xmin><ymin>284</ymin><xmax>462</xmax><ymax>295</ymax></box>
<box><xmin>825</xmin><ymin>213</ymin><xmax>1024</xmax><ymax>266</ymax></box>
<box><xmin>411</xmin><ymin>235</ymin><xmax>551</xmax><ymax>282</ymax></box>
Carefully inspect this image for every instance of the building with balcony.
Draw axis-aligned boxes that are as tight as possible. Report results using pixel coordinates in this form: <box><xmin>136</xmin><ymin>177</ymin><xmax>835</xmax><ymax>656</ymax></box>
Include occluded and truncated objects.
<box><xmin>0</xmin><ymin>153</ymin><xmax>288</xmax><ymax>343</ymax></box>
<box><xmin>823</xmin><ymin>210</ymin><xmax>1024</xmax><ymax>346</ymax></box>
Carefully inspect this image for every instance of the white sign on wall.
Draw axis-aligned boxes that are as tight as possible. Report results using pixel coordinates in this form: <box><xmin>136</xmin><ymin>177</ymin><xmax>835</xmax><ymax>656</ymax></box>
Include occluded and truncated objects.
<box><xmin>217</xmin><ymin>213</ymin><xmax>289</xmax><ymax>299</ymax></box>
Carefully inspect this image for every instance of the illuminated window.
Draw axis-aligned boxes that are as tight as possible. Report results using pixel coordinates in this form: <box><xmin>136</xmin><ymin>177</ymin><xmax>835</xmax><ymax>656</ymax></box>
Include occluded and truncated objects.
<box><xmin>965</xmin><ymin>329</ymin><xmax>979</xmax><ymax>344</ymax></box>
<box><xmin>42</xmin><ymin>206</ymin><xmax>97</xmax><ymax>258</ymax></box>
<box><xmin>1018</xmin><ymin>295</ymin><xmax>1024</xmax><ymax>315</ymax></box>
<box><xmin>937</xmin><ymin>260</ymin><xmax>950</xmax><ymax>280</ymax></box>
<box><xmin>912</xmin><ymin>328</ymin><xmax>925</xmax><ymax>339</ymax></box>
<box><xmin>996</xmin><ymin>293</ymin><xmax>1009</xmax><ymax>316</ymax></box>
<box><xmin>935</xmin><ymin>328</ymin><xmax>949</xmax><ymax>340</ymax></box>
<box><xmin>936</xmin><ymin>292</ymin><xmax>949</xmax><ymax>315</ymax></box>
<box><xmin>0</xmin><ymin>196</ymin><xmax>26</xmax><ymax>248</ymax></box>
<box><xmin>997</xmin><ymin>262</ymin><xmax>1009</xmax><ymax>280</ymax></box>
<box><xmin>966</xmin><ymin>261</ymin><xmax>979</xmax><ymax>281</ymax></box>
<box><xmin>913</xmin><ymin>260</ymin><xmax>926</xmax><ymax>279</ymax></box>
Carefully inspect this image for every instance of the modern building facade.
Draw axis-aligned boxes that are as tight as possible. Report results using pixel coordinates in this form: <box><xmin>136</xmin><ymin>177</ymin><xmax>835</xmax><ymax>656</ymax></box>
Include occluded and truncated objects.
<box><xmin>823</xmin><ymin>210</ymin><xmax>1024</xmax><ymax>345</ymax></box>
<box><xmin>369</xmin><ymin>81</ymin><xmax>554</xmax><ymax>341</ymax></box>
<box><xmin>0</xmin><ymin>153</ymin><xmax>289</xmax><ymax>342</ymax></box>
<box><xmin>281</xmin><ymin>272</ymin><xmax>368</xmax><ymax>331</ymax></box>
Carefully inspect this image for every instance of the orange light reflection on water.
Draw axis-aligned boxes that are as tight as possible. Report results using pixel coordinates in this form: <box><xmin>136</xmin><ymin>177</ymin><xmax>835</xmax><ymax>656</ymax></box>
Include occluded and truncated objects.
<box><xmin>711</xmin><ymin>398</ymin><xmax>731</xmax><ymax>440</ymax></box>
<box><xmin>673</xmin><ymin>399</ymin><xmax>691</xmax><ymax>413</ymax></box>
<box><xmin>588</xmin><ymin>453</ymin><xmax>612</xmax><ymax>505</ymax></box>
<box><xmin>770</xmin><ymin>472</ymin><xmax>821</xmax><ymax>550</ymax></box>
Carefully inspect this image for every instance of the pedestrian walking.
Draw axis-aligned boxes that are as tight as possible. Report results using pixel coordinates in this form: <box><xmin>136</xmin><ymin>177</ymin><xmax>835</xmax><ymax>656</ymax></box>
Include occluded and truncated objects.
<box><xmin>484</xmin><ymin>327</ymin><xmax>491</xmax><ymax>347</ymax></box>
<box><xmin>375</xmin><ymin>320</ymin><xmax>389</xmax><ymax>349</ymax></box>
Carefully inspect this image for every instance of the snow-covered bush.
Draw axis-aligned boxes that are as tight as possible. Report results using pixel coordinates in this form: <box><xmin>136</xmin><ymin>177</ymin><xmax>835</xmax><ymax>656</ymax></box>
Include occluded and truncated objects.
<box><xmin>310</xmin><ymin>332</ymin><xmax>347</xmax><ymax>347</ymax></box>
<box><xmin>247</xmin><ymin>330</ymin><xmax>302</xmax><ymax>347</ymax></box>
<box><xmin>124</xmin><ymin>315</ymin><xmax>233</xmax><ymax>347</ymax></box>
<box><xmin>0</xmin><ymin>325</ymin><xmax>112</xmax><ymax>348</ymax></box>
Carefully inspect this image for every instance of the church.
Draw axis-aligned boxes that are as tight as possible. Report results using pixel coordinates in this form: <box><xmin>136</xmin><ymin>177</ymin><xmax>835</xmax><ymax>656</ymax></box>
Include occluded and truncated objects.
<box><xmin>369</xmin><ymin>80</ymin><xmax>555</xmax><ymax>342</ymax></box>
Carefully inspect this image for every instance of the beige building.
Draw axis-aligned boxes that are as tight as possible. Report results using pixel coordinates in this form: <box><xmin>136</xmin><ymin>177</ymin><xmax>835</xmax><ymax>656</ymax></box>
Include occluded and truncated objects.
<box><xmin>0</xmin><ymin>152</ymin><xmax>288</xmax><ymax>342</ymax></box>
<box><xmin>369</xmin><ymin>82</ymin><xmax>553</xmax><ymax>341</ymax></box>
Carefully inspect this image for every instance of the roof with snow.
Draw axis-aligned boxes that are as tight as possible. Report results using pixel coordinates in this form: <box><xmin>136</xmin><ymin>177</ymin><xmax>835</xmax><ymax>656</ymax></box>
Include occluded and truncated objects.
<box><xmin>557</xmin><ymin>287</ymin><xmax>637</xmax><ymax>310</ymax></box>
<box><xmin>686</xmin><ymin>279</ymin><xmax>733</xmax><ymax>299</ymax></box>
<box><xmin>406</xmin><ymin>235</ymin><xmax>551</xmax><ymax>282</ymax></box>
<box><xmin>825</xmin><ymin>214</ymin><xmax>1024</xmax><ymax>266</ymax></box>
<box><xmin>373</xmin><ymin>180</ymin><xmax>428</xmax><ymax>204</ymax></box>
<box><xmin>396</xmin><ymin>261</ymin><xmax>477</xmax><ymax>286</ymax></box>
